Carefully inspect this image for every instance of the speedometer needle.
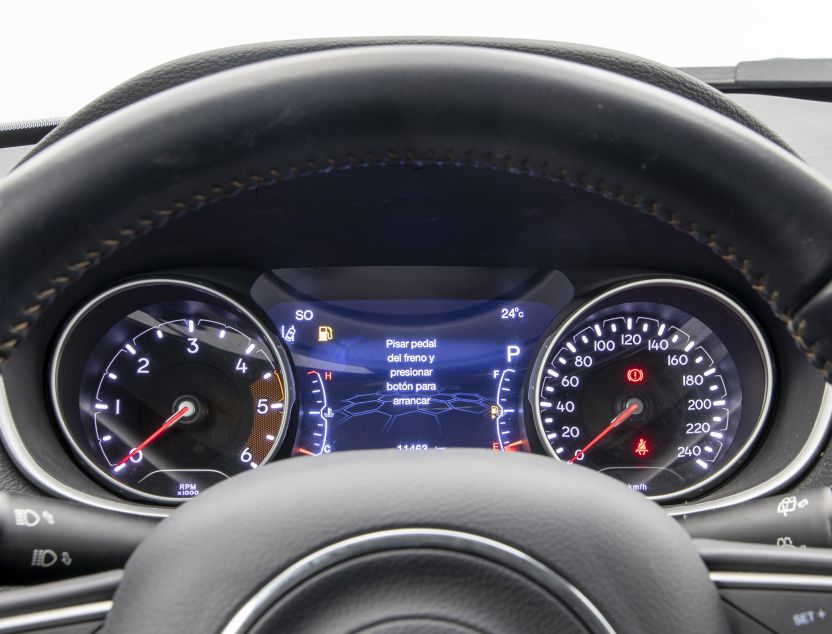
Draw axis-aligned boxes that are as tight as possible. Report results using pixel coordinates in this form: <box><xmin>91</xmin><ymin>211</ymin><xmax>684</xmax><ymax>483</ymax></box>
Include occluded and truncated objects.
<box><xmin>567</xmin><ymin>402</ymin><xmax>640</xmax><ymax>464</ymax></box>
<box><xmin>115</xmin><ymin>404</ymin><xmax>191</xmax><ymax>467</ymax></box>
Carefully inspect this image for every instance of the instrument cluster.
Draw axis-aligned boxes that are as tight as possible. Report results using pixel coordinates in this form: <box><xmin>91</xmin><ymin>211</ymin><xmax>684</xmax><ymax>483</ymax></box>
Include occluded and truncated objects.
<box><xmin>49</xmin><ymin>268</ymin><xmax>773</xmax><ymax>504</ymax></box>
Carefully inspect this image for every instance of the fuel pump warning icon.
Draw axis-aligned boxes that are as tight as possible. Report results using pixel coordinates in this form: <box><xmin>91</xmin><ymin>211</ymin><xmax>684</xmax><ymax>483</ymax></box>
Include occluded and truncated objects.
<box><xmin>318</xmin><ymin>326</ymin><xmax>334</xmax><ymax>342</ymax></box>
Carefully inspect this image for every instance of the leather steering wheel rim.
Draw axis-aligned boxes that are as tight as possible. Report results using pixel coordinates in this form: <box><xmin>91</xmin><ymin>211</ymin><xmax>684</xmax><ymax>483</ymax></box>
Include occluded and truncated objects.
<box><xmin>104</xmin><ymin>450</ymin><xmax>729</xmax><ymax>633</ymax></box>
<box><xmin>21</xmin><ymin>37</ymin><xmax>794</xmax><ymax>160</ymax></box>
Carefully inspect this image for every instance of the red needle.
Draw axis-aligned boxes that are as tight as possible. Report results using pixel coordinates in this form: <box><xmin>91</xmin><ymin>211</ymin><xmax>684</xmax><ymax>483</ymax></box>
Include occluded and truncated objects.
<box><xmin>115</xmin><ymin>404</ymin><xmax>190</xmax><ymax>467</ymax></box>
<box><xmin>567</xmin><ymin>402</ymin><xmax>640</xmax><ymax>464</ymax></box>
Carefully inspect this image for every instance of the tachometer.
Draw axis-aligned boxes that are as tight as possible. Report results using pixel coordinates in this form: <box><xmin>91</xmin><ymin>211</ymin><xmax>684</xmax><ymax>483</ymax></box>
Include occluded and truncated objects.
<box><xmin>531</xmin><ymin>278</ymin><xmax>772</xmax><ymax>501</ymax></box>
<box><xmin>51</xmin><ymin>279</ymin><xmax>295</xmax><ymax>503</ymax></box>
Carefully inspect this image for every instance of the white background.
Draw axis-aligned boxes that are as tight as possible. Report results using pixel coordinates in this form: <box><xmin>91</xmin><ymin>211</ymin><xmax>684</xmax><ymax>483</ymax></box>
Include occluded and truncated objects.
<box><xmin>2</xmin><ymin>0</ymin><xmax>829</xmax><ymax>122</ymax></box>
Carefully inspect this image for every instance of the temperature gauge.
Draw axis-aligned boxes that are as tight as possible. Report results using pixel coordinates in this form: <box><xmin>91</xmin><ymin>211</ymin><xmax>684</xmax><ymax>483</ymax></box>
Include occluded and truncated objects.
<box><xmin>295</xmin><ymin>370</ymin><xmax>334</xmax><ymax>456</ymax></box>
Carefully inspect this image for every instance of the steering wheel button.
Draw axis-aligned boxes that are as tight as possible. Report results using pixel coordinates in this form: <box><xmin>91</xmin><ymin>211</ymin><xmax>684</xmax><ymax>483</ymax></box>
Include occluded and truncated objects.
<box><xmin>722</xmin><ymin>589</ymin><xmax>832</xmax><ymax>634</ymax></box>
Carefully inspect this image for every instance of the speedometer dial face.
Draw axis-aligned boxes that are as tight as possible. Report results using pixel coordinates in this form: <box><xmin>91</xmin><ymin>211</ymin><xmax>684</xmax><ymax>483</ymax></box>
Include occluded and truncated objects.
<box><xmin>51</xmin><ymin>279</ymin><xmax>295</xmax><ymax>504</ymax></box>
<box><xmin>532</xmin><ymin>279</ymin><xmax>773</xmax><ymax>501</ymax></box>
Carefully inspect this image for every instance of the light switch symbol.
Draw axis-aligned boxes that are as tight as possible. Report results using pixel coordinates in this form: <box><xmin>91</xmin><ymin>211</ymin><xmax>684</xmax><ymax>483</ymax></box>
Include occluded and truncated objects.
<box><xmin>31</xmin><ymin>549</ymin><xmax>57</xmax><ymax>568</ymax></box>
<box><xmin>14</xmin><ymin>509</ymin><xmax>40</xmax><ymax>527</ymax></box>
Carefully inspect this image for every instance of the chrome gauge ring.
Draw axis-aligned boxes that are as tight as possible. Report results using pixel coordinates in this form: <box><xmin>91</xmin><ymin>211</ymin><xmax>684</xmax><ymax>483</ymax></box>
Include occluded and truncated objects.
<box><xmin>50</xmin><ymin>278</ymin><xmax>295</xmax><ymax>503</ymax></box>
<box><xmin>531</xmin><ymin>278</ymin><xmax>773</xmax><ymax>501</ymax></box>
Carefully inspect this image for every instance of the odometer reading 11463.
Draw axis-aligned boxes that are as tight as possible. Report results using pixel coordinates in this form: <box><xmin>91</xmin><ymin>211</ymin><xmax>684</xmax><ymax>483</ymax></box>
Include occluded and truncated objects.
<box><xmin>531</xmin><ymin>279</ymin><xmax>773</xmax><ymax>501</ymax></box>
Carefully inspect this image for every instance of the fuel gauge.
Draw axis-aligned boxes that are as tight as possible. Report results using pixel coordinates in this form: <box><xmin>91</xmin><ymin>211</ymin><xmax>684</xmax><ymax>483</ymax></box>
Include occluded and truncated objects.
<box><xmin>491</xmin><ymin>368</ymin><xmax>525</xmax><ymax>452</ymax></box>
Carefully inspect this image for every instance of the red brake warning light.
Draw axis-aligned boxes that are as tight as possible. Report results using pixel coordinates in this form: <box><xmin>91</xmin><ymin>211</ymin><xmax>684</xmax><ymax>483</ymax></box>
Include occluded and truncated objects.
<box><xmin>626</xmin><ymin>367</ymin><xmax>645</xmax><ymax>384</ymax></box>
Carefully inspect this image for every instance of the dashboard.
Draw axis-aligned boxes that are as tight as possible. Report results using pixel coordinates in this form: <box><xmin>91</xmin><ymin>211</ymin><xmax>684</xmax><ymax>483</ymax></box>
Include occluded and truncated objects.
<box><xmin>0</xmin><ymin>149</ymin><xmax>828</xmax><ymax>520</ymax></box>
<box><xmin>6</xmin><ymin>40</ymin><xmax>832</xmax><ymax>634</ymax></box>
<box><xmin>0</xmin><ymin>42</ymin><xmax>830</xmax><ymax>523</ymax></box>
<box><xmin>0</xmin><ymin>165</ymin><xmax>815</xmax><ymax>525</ymax></box>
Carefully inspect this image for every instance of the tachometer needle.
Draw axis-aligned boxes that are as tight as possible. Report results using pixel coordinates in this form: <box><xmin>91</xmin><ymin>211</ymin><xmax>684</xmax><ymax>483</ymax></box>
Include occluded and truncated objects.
<box><xmin>567</xmin><ymin>402</ymin><xmax>640</xmax><ymax>464</ymax></box>
<box><xmin>115</xmin><ymin>404</ymin><xmax>191</xmax><ymax>467</ymax></box>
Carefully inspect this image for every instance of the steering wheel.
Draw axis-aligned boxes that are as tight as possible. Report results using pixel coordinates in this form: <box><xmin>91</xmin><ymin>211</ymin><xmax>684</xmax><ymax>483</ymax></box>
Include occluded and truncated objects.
<box><xmin>3</xmin><ymin>44</ymin><xmax>832</xmax><ymax>633</ymax></box>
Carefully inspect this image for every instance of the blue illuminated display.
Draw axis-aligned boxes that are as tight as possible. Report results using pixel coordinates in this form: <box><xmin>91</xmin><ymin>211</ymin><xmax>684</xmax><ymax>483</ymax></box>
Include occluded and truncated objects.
<box><xmin>269</xmin><ymin>300</ymin><xmax>556</xmax><ymax>455</ymax></box>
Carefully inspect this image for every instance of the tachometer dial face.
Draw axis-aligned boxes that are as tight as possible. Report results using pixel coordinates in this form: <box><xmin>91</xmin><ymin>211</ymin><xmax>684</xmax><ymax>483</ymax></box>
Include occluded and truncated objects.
<box><xmin>531</xmin><ymin>279</ymin><xmax>772</xmax><ymax>501</ymax></box>
<box><xmin>51</xmin><ymin>279</ymin><xmax>295</xmax><ymax>503</ymax></box>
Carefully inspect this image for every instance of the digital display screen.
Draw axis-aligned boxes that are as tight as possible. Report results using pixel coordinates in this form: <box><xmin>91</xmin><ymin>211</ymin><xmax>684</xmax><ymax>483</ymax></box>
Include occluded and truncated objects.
<box><xmin>268</xmin><ymin>300</ymin><xmax>558</xmax><ymax>454</ymax></box>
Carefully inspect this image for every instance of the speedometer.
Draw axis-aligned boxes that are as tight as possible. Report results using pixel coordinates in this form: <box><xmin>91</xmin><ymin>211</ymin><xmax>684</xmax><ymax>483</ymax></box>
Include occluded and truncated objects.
<box><xmin>531</xmin><ymin>278</ymin><xmax>773</xmax><ymax>501</ymax></box>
